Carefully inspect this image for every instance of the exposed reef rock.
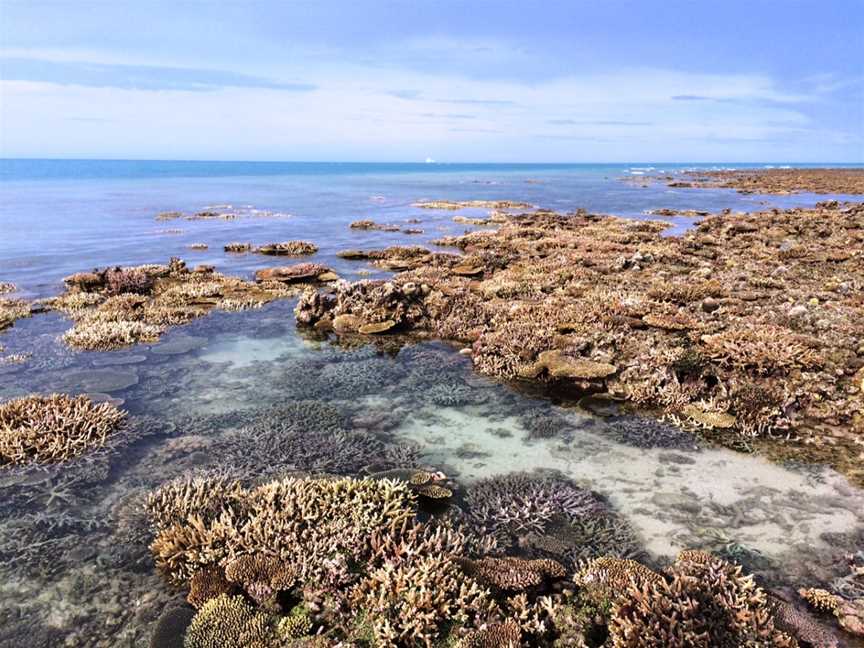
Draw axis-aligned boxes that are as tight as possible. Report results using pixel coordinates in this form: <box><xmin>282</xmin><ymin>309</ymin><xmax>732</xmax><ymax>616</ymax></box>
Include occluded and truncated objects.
<box><xmin>295</xmin><ymin>201</ymin><xmax>864</xmax><ymax>484</ymax></box>
<box><xmin>254</xmin><ymin>241</ymin><xmax>318</xmax><ymax>256</ymax></box>
<box><xmin>412</xmin><ymin>199</ymin><xmax>533</xmax><ymax>210</ymax></box>
<box><xmin>0</xmin><ymin>296</ymin><xmax>31</xmax><ymax>332</ymax></box>
<box><xmin>350</xmin><ymin>219</ymin><xmax>401</xmax><ymax>232</ymax></box>
<box><xmin>650</xmin><ymin>168</ymin><xmax>864</xmax><ymax>195</ymax></box>
<box><xmin>254</xmin><ymin>263</ymin><xmax>336</xmax><ymax>284</ymax></box>
<box><xmin>0</xmin><ymin>393</ymin><xmax>126</xmax><ymax>466</ymax></box>
<box><xmin>51</xmin><ymin>258</ymin><xmax>297</xmax><ymax>351</ymax></box>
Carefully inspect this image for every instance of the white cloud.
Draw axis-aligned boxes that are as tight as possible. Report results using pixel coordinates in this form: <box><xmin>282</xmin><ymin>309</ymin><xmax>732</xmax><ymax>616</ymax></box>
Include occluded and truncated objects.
<box><xmin>1</xmin><ymin>60</ymin><xmax>858</xmax><ymax>161</ymax></box>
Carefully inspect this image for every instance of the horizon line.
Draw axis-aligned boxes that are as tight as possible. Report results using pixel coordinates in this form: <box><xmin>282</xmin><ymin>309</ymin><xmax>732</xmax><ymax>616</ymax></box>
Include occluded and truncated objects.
<box><xmin>2</xmin><ymin>157</ymin><xmax>862</xmax><ymax>166</ymax></box>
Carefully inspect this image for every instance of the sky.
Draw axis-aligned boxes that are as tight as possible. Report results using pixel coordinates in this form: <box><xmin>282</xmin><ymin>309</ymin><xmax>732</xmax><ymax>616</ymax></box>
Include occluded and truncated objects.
<box><xmin>0</xmin><ymin>0</ymin><xmax>862</xmax><ymax>162</ymax></box>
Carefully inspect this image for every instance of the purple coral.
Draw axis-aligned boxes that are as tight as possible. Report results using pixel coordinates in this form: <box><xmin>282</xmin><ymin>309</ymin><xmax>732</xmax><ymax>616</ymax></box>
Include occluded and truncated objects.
<box><xmin>465</xmin><ymin>472</ymin><xmax>605</xmax><ymax>542</ymax></box>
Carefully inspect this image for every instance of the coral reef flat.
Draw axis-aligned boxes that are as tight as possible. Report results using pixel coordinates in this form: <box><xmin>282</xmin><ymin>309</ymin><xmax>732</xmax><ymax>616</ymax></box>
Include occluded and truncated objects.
<box><xmin>647</xmin><ymin>168</ymin><xmax>864</xmax><ymax>195</ymax></box>
<box><xmin>1</xmin><ymin>163</ymin><xmax>863</xmax><ymax>646</ymax></box>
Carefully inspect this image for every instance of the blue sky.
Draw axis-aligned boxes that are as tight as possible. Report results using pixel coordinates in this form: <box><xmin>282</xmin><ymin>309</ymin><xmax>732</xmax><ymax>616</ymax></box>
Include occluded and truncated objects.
<box><xmin>1</xmin><ymin>0</ymin><xmax>862</xmax><ymax>162</ymax></box>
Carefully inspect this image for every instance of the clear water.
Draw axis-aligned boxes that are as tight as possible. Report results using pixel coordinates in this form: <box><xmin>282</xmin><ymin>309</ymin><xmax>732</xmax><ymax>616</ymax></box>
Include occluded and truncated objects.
<box><xmin>0</xmin><ymin>160</ymin><xmax>862</xmax><ymax>646</ymax></box>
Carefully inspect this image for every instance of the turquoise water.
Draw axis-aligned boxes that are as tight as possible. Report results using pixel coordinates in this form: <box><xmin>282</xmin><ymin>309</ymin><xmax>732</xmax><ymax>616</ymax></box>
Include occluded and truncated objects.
<box><xmin>1</xmin><ymin>160</ymin><xmax>862</xmax><ymax>646</ymax></box>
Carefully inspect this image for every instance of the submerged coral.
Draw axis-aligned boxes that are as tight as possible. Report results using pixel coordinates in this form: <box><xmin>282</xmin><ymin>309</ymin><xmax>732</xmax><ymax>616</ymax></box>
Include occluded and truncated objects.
<box><xmin>0</xmin><ymin>393</ymin><xmax>126</xmax><ymax>466</ymax></box>
<box><xmin>463</xmin><ymin>472</ymin><xmax>642</xmax><ymax>565</ymax></box>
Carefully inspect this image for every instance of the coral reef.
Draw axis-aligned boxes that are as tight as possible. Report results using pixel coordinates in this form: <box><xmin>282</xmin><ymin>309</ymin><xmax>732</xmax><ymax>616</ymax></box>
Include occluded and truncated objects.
<box><xmin>52</xmin><ymin>258</ymin><xmax>296</xmax><ymax>350</ymax></box>
<box><xmin>0</xmin><ymin>393</ymin><xmax>126</xmax><ymax>466</ymax></box>
<box><xmin>350</xmin><ymin>219</ymin><xmax>400</xmax><ymax>232</ymax></box>
<box><xmin>607</xmin><ymin>552</ymin><xmax>798</xmax><ymax>647</ymax></box>
<box><xmin>603</xmin><ymin>415</ymin><xmax>699</xmax><ymax>450</ymax></box>
<box><xmin>141</xmin><ymin>471</ymin><xmax>856</xmax><ymax>646</ymax></box>
<box><xmin>351</xmin><ymin>553</ymin><xmax>497</xmax><ymax>646</ymax></box>
<box><xmin>465</xmin><ymin>473</ymin><xmax>605</xmax><ymax>547</ymax></box>
<box><xmin>0</xmin><ymin>296</ymin><xmax>31</xmax><ymax>331</ymax></box>
<box><xmin>294</xmin><ymin>201</ymin><xmax>864</xmax><ymax>484</ymax></box>
<box><xmin>648</xmin><ymin>168</ymin><xmax>864</xmax><ymax>195</ymax></box>
<box><xmin>255</xmin><ymin>241</ymin><xmax>318</xmax><ymax>256</ymax></box>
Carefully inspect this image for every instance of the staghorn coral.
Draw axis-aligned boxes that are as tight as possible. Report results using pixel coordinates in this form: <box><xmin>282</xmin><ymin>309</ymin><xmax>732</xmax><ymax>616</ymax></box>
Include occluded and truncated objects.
<box><xmin>146</xmin><ymin>472</ymin><xmax>247</xmax><ymax>531</ymax></box>
<box><xmin>148</xmin><ymin>475</ymin><xmax>416</xmax><ymax>585</ymax></box>
<box><xmin>62</xmin><ymin>316</ymin><xmax>164</xmax><ymax>350</ymax></box>
<box><xmin>0</xmin><ymin>393</ymin><xmax>126</xmax><ymax>466</ymax></box>
<box><xmin>464</xmin><ymin>472</ymin><xmax>607</xmax><ymax>549</ymax></box>
<box><xmin>603</xmin><ymin>415</ymin><xmax>698</xmax><ymax>450</ymax></box>
<box><xmin>215</xmin><ymin>402</ymin><xmax>415</xmax><ymax>477</ymax></box>
<box><xmin>607</xmin><ymin>553</ymin><xmax>797</xmax><ymax>648</ymax></box>
<box><xmin>350</xmin><ymin>553</ymin><xmax>498</xmax><ymax>647</ymax></box>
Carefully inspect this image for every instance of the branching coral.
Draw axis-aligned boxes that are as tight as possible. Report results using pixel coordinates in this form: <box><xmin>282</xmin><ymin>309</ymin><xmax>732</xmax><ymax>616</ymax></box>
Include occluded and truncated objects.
<box><xmin>607</xmin><ymin>553</ymin><xmax>797</xmax><ymax>647</ymax></box>
<box><xmin>464</xmin><ymin>472</ymin><xmax>608</xmax><ymax>550</ymax></box>
<box><xmin>148</xmin><ymin>475</ymin><xmax>416</xmax><ymax>585</ymax></box>
<box><xmin>0</xmin><ymin>393</ymin><xmax>126</xmax><ymax>466</ymax></box>
<box><xmin>54</xmin><ymin>258</ymin><xmax>294</xmax><ymax>350</ymax></box>
<box><xmin>224</xmin><ymin>554</ymin><xmax>297</xmax><ymax>610</ymax></box>
<box><xmin>350</xmin><ymin>553</ymin><xmax>498</xmax><ymax>646</ymax></box>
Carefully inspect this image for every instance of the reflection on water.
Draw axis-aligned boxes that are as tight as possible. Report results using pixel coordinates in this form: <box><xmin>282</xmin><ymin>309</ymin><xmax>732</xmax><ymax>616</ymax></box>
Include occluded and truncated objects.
<box><xmin>0</xmin><ymin>298</ymin><xmax>862</xmax><ymax>645</ymax></box>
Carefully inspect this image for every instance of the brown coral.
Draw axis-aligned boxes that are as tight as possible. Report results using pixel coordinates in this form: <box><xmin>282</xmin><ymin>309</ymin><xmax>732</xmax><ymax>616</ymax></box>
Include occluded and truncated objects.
<box><xmin>188</xmin><ymin>565</ymin><xmax>235</xmax><ymax>609</ymax></box>
<box><xmin>459</xmin><ymin>556</ymin><xmax>566</xmax><ymax>591</ymax></box>
<box><xmin>224</xmin><ymin>554</ymin><xmax>297</xmax><ymax>610</ymax></box>
<box><xmin>458</xmin><ymin>619</ymin><xmax>521</xmax><ymax>647</ymax></box>
<box><xmin>0</xmin><ymin>393</ymin><xmax>126</xmax><ymax>466</ymax></box>
<box><xmin>608</xmin><ymin>553</ymin><xmax>797</xmax><ymax>647</ymax></box>
<box><xmin>256</xmin><ymin>241</ymin><xmax>318</xmax><ymax>256</ymax></box>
